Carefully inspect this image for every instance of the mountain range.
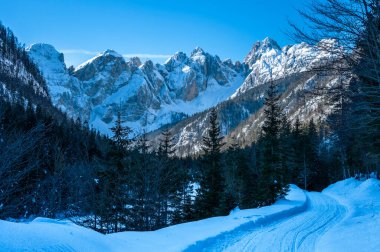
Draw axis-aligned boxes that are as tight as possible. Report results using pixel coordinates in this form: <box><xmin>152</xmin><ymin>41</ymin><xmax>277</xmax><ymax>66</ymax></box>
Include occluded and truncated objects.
<box><xmin>26</xmin><ymin>37</ymin><xmax>339</xmax><ymax>155</ymax></box>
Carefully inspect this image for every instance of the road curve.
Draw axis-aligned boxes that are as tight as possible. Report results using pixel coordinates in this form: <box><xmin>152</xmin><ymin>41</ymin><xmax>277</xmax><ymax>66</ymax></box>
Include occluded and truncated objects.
<box><xmin>185</xmin><ymin>192</ymin><xmax>347</xmax><ymax>252</ymax></box>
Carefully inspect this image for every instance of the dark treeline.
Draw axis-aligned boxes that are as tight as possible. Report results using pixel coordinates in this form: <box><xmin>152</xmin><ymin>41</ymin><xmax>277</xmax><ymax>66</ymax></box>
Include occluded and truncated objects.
<box><xmin>0</xmin><ymin>98</ymin><xmax>109</xmax><ymax>220</ymax></box>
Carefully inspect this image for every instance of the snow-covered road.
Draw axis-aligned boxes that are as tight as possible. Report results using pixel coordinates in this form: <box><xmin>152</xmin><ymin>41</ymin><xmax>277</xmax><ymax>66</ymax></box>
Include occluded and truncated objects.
<box><xmin>185</xmin><ymin>192</ymin><xmax>347</xmax><ymax>252</ymax></box>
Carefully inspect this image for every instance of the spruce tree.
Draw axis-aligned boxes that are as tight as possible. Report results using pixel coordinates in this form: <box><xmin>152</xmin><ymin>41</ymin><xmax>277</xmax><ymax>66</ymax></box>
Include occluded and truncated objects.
<box><xmin>279</xmin><ymin>114</ymin><xmax>294</xmax><ymax>184</ymax></box>
<box><xmin>97</xmin><ymin>110</ymin><xmax>132</xmax><ymax>232</ymax></box>
<box><xmin>291</xmin><ymin>118</ymin><xmax>305</xmax><ymax>186</ymax></box>
<box><xmin>259</xmin><ymin>81</ymin><xmax>288</xmax><ymax>205</ymax></box>
<box><xmin>202</xmin><ymin>108</ymin><xmax>224</xmax><ymax>156</ymax></box>
<box><xmin>110</xmin><ymin>111</ymin><xmax>132</xmax><ymax>152</ymax></box>
<box><xmin>304</xmin><ymin>119</ymin><xmax>324</xmax><ymax>190</ymax></box>
<box><xmin>157</xmin><ymin>129</ymin><xmax>178</xmax><ymax>226</ymax></box>
<box><xmin>196</xmin><ymin>108</ymin><xmax>225</xmax><ymax>217</ymax></box>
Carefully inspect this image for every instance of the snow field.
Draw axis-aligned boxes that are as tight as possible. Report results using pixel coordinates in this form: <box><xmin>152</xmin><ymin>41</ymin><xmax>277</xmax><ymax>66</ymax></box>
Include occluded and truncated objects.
<box><xmin>316</xmin><ymin>178</ymin><xmax>380</xmax><ymax>252</ymax></box>
<box><xmin>0</xmin><ymin>185</ymin><xmax>306</xmax><ymax>252</ymax></box>
<box><xmin>1</xmin><ymin>179</ymin><xmax>378</xmax><ymax>252</ymax></box>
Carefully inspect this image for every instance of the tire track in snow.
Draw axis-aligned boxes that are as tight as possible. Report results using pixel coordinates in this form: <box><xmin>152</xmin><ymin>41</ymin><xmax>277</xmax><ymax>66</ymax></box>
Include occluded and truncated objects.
<box><xmin>184</xmin><ymin>192</ymin><xmax>347</xmax><ymax>252</ymax></box>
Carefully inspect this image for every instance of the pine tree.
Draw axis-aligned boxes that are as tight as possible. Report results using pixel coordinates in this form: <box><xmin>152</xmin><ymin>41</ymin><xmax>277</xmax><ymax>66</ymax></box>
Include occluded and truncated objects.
<box><xmin>291</xmin><ymin>118</ymin><xmax>304</xmax><ymax>186</ymax></box>
<box><xmin>129</xmin><ymin>131</ymin><xmax>162</xmax><ymax>230</ymax></box>
<box><xmin>96</xmin><ymin>110</ymin><xmax>133</xmax><ymax>232</ymax></box>
<box><xmin>237</xmin><ymin>149</ymin><xmax>258</xmax><ymax>209</ymax></box>
<box><xmin>258</xmin><ymin>81</ymin><xmax>288</xmax><ymax>205</ymax></box>
<box><xmin>196</xmin><ymin>108</ymin><xmax>225</xmax><ymax>217</ymax></box>
<box><xmin>350</xmin><ymin>14</ymin><xmax>380</xmax><ymax>175</ymax></box>
<box><xmin>279</xmin><ymin>114</ymin><xmax>294</xmax><ymax>184</ymax></box>
<box><xmin>157</xmin><ymin>129</ymin><xmax>178</xmax><ymax>226</ymax></box>
<box><xmin>304</xmin><ymin>119</ymin><xmax>324</xmax><ymax>190</ymax></box>
<box><xmin>110</xmin><ymin>111</ymin><xmax>132</xmax><ymax>152</ymax></box>
<box><xmin>202</xmin><ymin>108</ymin><xmax>224</xmax><ymax>156</ymax></box>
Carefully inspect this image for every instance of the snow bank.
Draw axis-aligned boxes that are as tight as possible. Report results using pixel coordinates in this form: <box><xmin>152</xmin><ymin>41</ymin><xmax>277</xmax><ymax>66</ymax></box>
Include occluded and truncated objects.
<box><xmin>110</xmin><ymin>185</ymin><xmax>306</xmax><ymax>252</ymax></box>
<box><xmin>0</xmin><ymin>185</ymin><xmax>305</xmax><ymax>252</ymax></box>
<box><xmin>0</xmin><ymin>218</ymin><xmax>118</xmax><ymax>251</ymax></box>
<box><xmin>317</xmin><ymin>178</ymin><xmax>380</xmax><ymax>252</ymax></box>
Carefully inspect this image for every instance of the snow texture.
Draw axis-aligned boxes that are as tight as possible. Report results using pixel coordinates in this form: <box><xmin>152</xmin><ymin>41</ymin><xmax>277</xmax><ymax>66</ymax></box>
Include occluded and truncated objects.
<box><xmin>1</xmin><ymin>179</ymin><xmax>379</xmax><ymax>251</ymax></box>
<box><xmin>0</xmin><ymin>185</ymin><xmax>306</xmax><ymax>251</ymax></box>
<box><xmin>317</xmin><ymin>178</ymin><xmax>380</xmax><ymax>252</ymax></box>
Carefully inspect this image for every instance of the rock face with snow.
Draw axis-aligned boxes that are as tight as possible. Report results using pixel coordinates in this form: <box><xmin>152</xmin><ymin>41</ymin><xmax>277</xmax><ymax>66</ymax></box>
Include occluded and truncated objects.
<box><xmin>26</xmin><ymin>44</ymin><xmax>86</xmax><ymax>117</ymax></box>
<box><xmin>233</xmin><ymin>38</ymin><xmax>335</xmax><ymax>97</ymax></box>
<box><xmin>146</xmin><ymin>38</ymin><xmax>340</xmax><ymax>156</ymax></box>
<box><xmin>28</xmin><ymin>37</ymin><xmax>339</xmax><ymax>155</ymax></box>
<box><xmin>27</xmin><ymin>44</ymin><xmax>247</xmax><ymax>135</ymax></box>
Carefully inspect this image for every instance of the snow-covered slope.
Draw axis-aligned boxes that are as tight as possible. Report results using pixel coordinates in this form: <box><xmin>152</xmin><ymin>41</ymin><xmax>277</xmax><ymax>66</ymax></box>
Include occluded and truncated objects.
<box><xmin>0</xmin><ymin>185</ymin><xmax>306</xmax><ymax>252</ymax></box>
<box><xmin>1</xmin><ymin>178</ymin><xmax>378</xmax><ymax>251</ymax></box>
<box><xmin>317</xmin><ymin>178</ymin><xmax>380</xmax><ymax>252</ymax></box>
<box><xmin>27</xmin><ymin>44</ymin><xmax>247</xmax><ymax>135</ymax></box>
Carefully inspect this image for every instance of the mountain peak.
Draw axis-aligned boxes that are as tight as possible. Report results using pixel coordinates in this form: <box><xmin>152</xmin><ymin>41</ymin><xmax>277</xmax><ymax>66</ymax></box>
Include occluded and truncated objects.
<box><xmin>26</xmin><ymin>43</ymin><xmax>64</xmax><ymax>63</ymax></box>
<box><xmin>164</xmin><ymin>51</ymin><xmax>188</xmax><ymax>69</ymax></box>
<box><xmin>262</xmin><ymin>37</ymin><xmax>279</xmax><ymax>47</ymax></box>
<box><xmin>27</xmin><ymin>43</ymin><xmax>67</xmax><ymax>75</ymax></box>
<box><xmin>252</xmin><ymin>37</ymin><xmax>281</xmax><ymax>54</ymax></box>
<box><xmin>191</xmin><ymin>46</ymin><xmax>205</xmax><ymax>56</ymax></box>
<box><xmin>26</xmin><ymin>43</ymin><xmax>58</xmax><ymax>53</ymax></box>
<box><xmin>244</xmin><ymin>37</ymin><xmax>281</xmax><ymax>66</ymax></box>
<box><xmin>100</xmin><ymin>49</ymin><xmax>123</xmax><ymax>58</ymax></box>
<box><xmin>172</xmin><ymin>51</ymin><xmax>188</xmax><ymax>61</ymax></box>
<box><xmin>75</xmin><ymin>49</ymin><xmax>124</xmax><ymax>71</ymax></box>
<box><xmin>130</xmin><ymin>56</ymin><xmax>142</xmax><ymax>67</ymax></box>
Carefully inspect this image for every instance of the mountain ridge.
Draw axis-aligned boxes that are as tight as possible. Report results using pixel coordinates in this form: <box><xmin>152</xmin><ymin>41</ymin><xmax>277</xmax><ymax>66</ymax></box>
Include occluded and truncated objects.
<box><xmin>27</xmin><ymin>37</ymin><xmax>340</xmax><ymax>155</ymax></box>
<box><xmin>27</xmin><ymin>43</ymin><xmax>248</xmax><ymax>135</ymax></box>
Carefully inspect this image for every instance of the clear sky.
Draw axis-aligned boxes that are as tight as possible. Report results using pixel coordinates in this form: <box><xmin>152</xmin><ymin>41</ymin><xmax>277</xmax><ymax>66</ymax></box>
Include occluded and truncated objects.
<box><xmin>0</xmin><ymin>0</ymin><xmax>306</xmax><ymax>67</ymax></box>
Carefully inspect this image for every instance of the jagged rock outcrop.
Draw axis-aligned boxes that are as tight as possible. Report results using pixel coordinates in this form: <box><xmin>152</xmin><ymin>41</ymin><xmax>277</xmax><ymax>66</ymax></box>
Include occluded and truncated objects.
<box><xmin>28</xmin><ymin>44</ymin><xmax>246</xmax><ymax>135</ymax></box>
<box><xmin>147</xmin><ymin>38</ymin><xmax>340</xmax><ymax>156</ymax></box>
<box><xmin>28</xmin><ymin>37</ymin><xmax>340</xmax><ymax>156</ymax></box>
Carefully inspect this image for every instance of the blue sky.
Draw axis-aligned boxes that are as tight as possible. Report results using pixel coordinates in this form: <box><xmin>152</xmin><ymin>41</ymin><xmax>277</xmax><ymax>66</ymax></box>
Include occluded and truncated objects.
<box><xmin>0</xmin><ymin>0</ymin><xmax>306</xmax><ymax>67</ymax></box>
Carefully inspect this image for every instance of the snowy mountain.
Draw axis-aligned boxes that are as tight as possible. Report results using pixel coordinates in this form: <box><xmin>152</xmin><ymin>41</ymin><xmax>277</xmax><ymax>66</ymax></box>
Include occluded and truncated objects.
<box><xmin>25</xmin><ymin>43</ymin><xmax>85</xmax><ymax>116</ymax></box>
<box><xmin>232</xmin><ymin>38</ymin><xmax>335</xmax><ymax>97</ymax></box>
<box><xmin>27</xmin><ymin>37</ymin><xmax>340</xmax><ymax>155</ymax></box>
<box><xmin>27</xmin><ymin>44</ymin><xmax>247</xmax><ymax>135</ymax></box>
<box><xmin>146</xmin><ymin>38</ymin><xmax>340</xmax><ymax>155</ymax></box>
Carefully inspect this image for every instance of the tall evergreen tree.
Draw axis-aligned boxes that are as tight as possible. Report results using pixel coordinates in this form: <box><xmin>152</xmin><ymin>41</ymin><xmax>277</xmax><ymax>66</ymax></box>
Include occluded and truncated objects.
<box><xmin>258</xmin><ymin>81</ymin><xmax>288</xmax><ymax>205</ymax></box>
<box><xmin>157</xmin><ymin>129</ymin><xmax>178</xmax><ymax>226</ymax></box>
<box><xmin>304</xmin><ymin>119</ymin><xmax>325</xmax><ymax>190</ymax></box>
<box><xmin>279</xmin><ymin>114</ymin><xmax>295</xmax><ymax>184</ymax></box>
<box><xmin>291</xmin><ymin>118</ymin><xmax>305</xmax><ymax>185</ymax></box>
<box><xmin>96</xmin><ymin>110</ymin><xmax>133</xmax><ymax>232</ymax></box>
<box><xmin>196</xmin><ymin>108</ymin><xmax>225</xmax><ymax>217</ymax></box>
<box><xmin>110</xmin><ymin>111</ymin><xmax>132</xmax><ymax>152</ymax></box>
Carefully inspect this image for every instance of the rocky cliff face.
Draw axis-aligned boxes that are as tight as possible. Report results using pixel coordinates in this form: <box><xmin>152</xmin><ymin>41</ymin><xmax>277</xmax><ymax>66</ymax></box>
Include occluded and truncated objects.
<box><xmin>28</xmin><ymin>37</ymin><xmax>339</xmax><ymax>156</ymax></box>
<box><xmin>146</xmin><ymin>38</ymin><xmax>340</xmax><ymax>156</ymax></box>
<box><xmin>232</xmin><ymin>38</ymin><xmax>335</xmax><ymax>97</ymax></box>
<box><xmin>26</xmin><ymin>43</ymin><xmax>86</xmax><ymax>116</ymax></box>
<box><xmin>27</xmin><ymin>44</ymin><xmax>247</xmax><ymax>135</ymax></box>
